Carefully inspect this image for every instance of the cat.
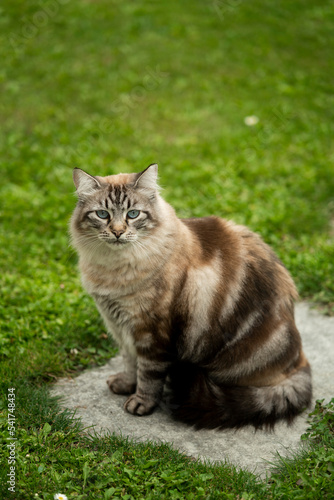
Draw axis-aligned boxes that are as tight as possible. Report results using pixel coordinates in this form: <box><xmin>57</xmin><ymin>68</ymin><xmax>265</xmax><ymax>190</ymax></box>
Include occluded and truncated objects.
<box><xmin>70</xmin><ymin>163</ymin><xmax>312</xmax><ymax>429</ymax></box>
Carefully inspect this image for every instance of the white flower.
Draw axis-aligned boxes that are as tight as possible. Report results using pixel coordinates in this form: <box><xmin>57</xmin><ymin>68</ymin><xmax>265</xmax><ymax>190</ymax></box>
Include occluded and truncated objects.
<box><xmin>244</xmin><ymin>115</ymin><xmax>259</xmax><ymax>126</ymax></box>
<box><xmin>54</xmin><ymin>495</ymin><xmax>68</xmax><ymax>500</ymax></box>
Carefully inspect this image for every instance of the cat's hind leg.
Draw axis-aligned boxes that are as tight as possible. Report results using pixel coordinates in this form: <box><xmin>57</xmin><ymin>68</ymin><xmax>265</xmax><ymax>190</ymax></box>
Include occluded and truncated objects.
<box><xmin>169</xmin><ymin>358</ymin><xmax>312</xmax><ymax>430</ymax></box>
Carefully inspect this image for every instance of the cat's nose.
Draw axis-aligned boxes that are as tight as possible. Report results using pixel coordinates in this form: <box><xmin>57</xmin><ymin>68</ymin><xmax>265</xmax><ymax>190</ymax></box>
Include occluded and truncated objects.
<box><xmin>111</xmin><ymin>229</ymin><xmax>125</xmax><ymax>239</ymax></box>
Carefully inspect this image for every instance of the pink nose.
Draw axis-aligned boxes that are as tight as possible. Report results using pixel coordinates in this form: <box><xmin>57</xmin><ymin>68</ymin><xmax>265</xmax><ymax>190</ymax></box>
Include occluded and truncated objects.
<box><xmin>111</xmin><ymin>229</ymin><xmax>125</xmax><ymax>239</ymax></box>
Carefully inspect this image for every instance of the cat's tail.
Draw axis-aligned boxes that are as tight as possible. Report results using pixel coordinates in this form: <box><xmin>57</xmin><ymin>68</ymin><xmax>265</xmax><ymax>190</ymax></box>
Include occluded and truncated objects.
<box><xmin>167</xmin><ymin>361</ymin><xmax>312</xmax><ymax>430</ymax></box>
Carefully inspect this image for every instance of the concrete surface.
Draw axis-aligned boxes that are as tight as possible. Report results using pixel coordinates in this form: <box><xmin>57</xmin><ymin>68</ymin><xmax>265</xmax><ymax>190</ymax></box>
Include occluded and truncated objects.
<box><xmin>51</xmin><ymin>302</ymin><xmax>334</xmax><ymax>477</ymax></box>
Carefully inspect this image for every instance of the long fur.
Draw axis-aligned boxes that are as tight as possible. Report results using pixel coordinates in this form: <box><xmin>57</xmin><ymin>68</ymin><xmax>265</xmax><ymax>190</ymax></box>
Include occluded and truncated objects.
<box><xmin>70</xmin><ymin>165</ymin><xmax>312</xmax><ymax>429</ymax></box>
<box><xmin>167</xmin><ymin>362</ymin><xmax>312</xmax><ymax>430</ymax></box>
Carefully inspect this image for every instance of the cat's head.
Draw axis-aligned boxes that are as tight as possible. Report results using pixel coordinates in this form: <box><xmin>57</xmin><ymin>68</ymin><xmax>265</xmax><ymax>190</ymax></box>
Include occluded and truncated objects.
<box><xmin>71</xmin><ymin>164</ymin><xmax>162</xmax><ymax>251</ymax></box>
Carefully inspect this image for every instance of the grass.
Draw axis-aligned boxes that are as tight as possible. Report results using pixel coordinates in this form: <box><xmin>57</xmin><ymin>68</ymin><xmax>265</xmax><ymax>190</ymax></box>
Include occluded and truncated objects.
<box><xmin>269</xmin><ymin>399</ymin><xmax>334</xmax><ymax>499</ymax></box>
<box><xmin>0</xmin><ymin>0</ymin><xmax>333</xmax><ymax>498</ymax></box>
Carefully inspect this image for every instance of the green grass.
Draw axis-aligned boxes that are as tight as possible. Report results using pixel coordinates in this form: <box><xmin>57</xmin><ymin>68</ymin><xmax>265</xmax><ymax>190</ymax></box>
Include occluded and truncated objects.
<box><xmin>269</xmin><ymin>399</ymin><xmax>334</xmax><ymax>499</ymax></box>
<box><xmin>0</xmin><ymin>0</ymin><xmax>334</xmax><ymax>498</ymax></box>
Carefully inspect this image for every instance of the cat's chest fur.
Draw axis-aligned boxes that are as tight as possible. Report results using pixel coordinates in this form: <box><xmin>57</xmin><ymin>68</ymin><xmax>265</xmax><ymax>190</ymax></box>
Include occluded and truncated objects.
<box><xmin>80</xmin><ymin>255</ymin><xmax>147</xmax><ymax>296</ymax></box>
<box><xmin>79</xmin><ymin>256</ymin><xmax>161</xmax><ymax>349</ymax></box>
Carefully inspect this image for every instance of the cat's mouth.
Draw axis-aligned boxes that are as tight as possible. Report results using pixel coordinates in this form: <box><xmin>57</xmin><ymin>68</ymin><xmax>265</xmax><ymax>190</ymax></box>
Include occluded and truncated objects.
<box><xmin>108</xmin><ymin>240</ymin><xmax>127</xmax><ymax>246</ymax></box>
<box><xmin>99</xmin><ymin>235</ymin><xmax>128</xmax><ymax>246</ymax></box>
<box><xmin>99</xmin><ymin>235</ymin><xmax>128</xmax><ymax>247</ymax></box>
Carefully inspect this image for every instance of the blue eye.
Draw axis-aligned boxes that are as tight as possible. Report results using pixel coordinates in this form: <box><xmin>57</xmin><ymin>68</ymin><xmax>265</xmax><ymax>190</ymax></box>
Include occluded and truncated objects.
<box><xmin>96</xmin><ymin>210</ymin><xmax>109</xmax><ymax>219</ymax></box>
<box><xmin>127</xmin><ymin>209</ymin><xmax>140</xmax><ymax>219</ymax></box>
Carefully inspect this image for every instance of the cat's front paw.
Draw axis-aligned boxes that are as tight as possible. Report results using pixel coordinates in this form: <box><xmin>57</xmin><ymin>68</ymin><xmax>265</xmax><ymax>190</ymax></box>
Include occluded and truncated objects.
<box><xmin>124</xmin><ymin>394</ymin><xmax>157</xmax><ymax>416</ymax></box>
<box><xmin>107</xmin><ymin>372</ymin><xmax>136</xmax><ymax>395</ymax></box>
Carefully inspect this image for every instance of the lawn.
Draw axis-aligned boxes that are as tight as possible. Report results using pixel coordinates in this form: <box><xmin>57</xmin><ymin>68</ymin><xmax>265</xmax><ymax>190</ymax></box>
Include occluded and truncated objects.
<box><xmin>0</xmin><ymin>0</ymin><xmax>333</xmax><ymax>498</ymax></box>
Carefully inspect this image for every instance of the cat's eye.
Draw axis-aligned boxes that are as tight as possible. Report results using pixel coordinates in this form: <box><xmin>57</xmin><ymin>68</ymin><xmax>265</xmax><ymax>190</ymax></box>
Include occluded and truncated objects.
<box><xmin>96</xmin><ymin>210</ymin><xmax>109</xmax><ymax>219</ymax></box>
<box><xmin>127</xmin><ymin>210</ymin><xmax>140</xmax><ymax>219</ymax></box>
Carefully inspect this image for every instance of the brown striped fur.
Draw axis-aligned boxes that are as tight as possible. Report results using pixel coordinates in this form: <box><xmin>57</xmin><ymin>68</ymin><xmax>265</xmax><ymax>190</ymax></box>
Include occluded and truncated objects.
<box><xmin>70</xmin><ymin>164</ymin><xmax>312</xmax><ymax>429</ymax></box>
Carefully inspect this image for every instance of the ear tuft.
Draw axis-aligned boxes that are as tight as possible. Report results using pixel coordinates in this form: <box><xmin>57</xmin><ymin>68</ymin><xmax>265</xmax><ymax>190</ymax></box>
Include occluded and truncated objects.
<box><xmin>134</xmin><ymin>164</ymin><xmax>159</xmax><ymax>192</ymax></box>
<box><xmin>73</xmin><ymin>168</ymin><xmax>101</xmax><ymax>197</ymax></box>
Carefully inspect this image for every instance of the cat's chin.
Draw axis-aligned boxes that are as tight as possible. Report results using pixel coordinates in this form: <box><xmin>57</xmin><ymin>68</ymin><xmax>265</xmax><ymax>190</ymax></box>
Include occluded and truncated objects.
<box><xmin>105</xmin><ymin>240</ymin><xmax>127</xmax><ymax>246</ymax></box>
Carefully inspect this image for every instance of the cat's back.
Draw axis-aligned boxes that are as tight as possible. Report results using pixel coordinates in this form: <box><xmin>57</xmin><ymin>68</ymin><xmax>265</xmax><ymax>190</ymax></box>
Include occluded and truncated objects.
<box><xmin>181</xmin><ymin>215</ymin><xmax>297</xmax><ymax>300</ymax></box>
<box><xmin>178</xmin><ymin>216</ymin><xmax>298</xmax><ymax>354</ymax></box>
<box><xmin>176</xmin><ymin>215</ymin><xmax>301</xmax><ymax>377</ymax></box>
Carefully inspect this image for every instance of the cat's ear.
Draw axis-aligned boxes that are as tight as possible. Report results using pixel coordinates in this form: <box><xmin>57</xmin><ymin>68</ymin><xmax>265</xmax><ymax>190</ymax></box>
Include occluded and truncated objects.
<box><xmin>73</xmin><ymin>168</ymin><xmax>101</xmax><ymax>197</ymax></box>
<box><xmin>134</xmin><ymin>164</ymin><xmax>159</xmax><ymax>194</ymax></box>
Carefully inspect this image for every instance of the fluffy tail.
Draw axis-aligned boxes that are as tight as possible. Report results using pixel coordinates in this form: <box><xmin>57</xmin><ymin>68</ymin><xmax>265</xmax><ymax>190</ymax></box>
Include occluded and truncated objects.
<box><xmin>167</xmin><ymin>363</ymin><xmax>312</xmax><ymax>430</ymax></box>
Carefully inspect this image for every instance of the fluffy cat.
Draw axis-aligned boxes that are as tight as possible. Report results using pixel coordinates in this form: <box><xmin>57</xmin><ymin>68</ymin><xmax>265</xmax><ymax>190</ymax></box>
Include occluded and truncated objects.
<box><xmin>70</xmin><ymin>164</ymin><xmax>312</xmax><ymax>429</ymax></box>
